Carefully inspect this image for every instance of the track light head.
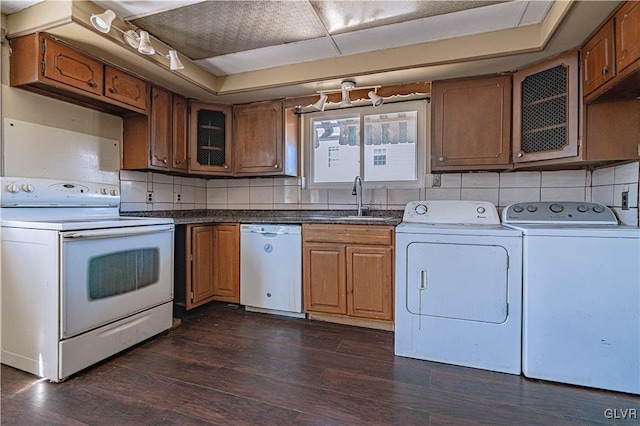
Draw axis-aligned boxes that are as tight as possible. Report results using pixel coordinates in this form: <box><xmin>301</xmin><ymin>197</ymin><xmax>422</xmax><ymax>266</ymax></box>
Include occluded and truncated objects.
<box><xmin>90</xmin><ymin>10</ymin><xmax>116</xmax><ymax>33</ymax></box>
<box><xmin>313</xmin><ymin>94</ymin><xmax>327</xmax><ymax>111</ymax></box>
<box><xmin>167</xmin><ymin>50</ymin><xmax>184</xmax><ymax>70</ymax></box>
<box><xmin>368</xmin><ymin>90</ymin><xmax>384</xmax><ymax>107</ymax></box>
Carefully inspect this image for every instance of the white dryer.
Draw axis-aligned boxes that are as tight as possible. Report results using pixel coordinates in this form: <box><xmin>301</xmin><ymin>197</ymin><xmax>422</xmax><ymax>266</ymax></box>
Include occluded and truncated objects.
<box><xmin>503</xmin><ymin>201</ymin><xmax>640</xmax><ymax>394</ymax></box>
<box><xmin>395</xmin><ymin>200</ymin><xmax>523</xmax><ymax>374</ymax></box>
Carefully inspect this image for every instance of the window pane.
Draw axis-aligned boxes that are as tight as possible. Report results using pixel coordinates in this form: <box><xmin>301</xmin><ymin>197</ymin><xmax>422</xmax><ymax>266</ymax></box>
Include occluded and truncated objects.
<box><xmin>312</xmin><ymin>117</ymin><xmax>360</xmax><ymax>183</ymax></box>
<box><xmin>364</xmin><ymin>111</ymin><xmax>417</xmax><ymax>182</ymax></box>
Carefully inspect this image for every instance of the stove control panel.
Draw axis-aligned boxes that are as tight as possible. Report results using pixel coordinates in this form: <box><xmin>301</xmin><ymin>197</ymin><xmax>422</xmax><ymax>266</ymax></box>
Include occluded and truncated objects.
<box><xmin>0</xmin><ymin>177</ymin><xmax>119</xmax><ymax>207</ymax></box>
<box><xmin>502</xmin><ymin>201</ymin><xmax>618</xmax><ymax>225</ymax></box>
<box><xmin>402</xmin><ymin>200</ymin><xmax>500</xmax><ymax>225</ymax></box>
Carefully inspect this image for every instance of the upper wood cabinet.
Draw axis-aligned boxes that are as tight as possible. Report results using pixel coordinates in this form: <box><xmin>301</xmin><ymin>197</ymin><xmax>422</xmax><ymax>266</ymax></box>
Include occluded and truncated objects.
<box><xmin>582</xmin><ymin>19</ymin><xmax>616</xmax><ymax>97</ymax></box>
<box><xmin>513</xmin><ymin>50</ymin><xmax>579</xmax><ymax>164</ymax></box>
<box><xmin>189</xmin><ymin>101</ymin><xmax>233</xmax><ymax>175</ymax></box>
<box><xmin>104</xmin><ymin>66</ymin><xmax>148</xmax><ymax>111</ymax></box>
<box><xmin>584</xmin><ymin>1</ymin><xmax>640</xmax><ymax>103</ymax></box>
<box><xmin>431</xmin><ymin>74</ymin><xmax>512</xmax><ymax>171</ymax></box>
<box><xmin>10</xmin><ymin>33</ymin><xmax>147</xmax><ymax>115</ymax></box>
<box><xmin>233</xmin><ymin>101</ymin><xmax>298</xmax><ymax>176</ymax></box>
<box><xmin>172</xmin><ymin>95</ymin><xmax>189</xmax><ymax>172</ymax></box>
<box><xmin>123</xmin><ymin>87</ymin><xmax>189</xmax><ymax>172</ymax></box>
<box><xmin>615</xmin><ymin>1</ymin><xmax>640</xmax><ymax>73</ymax></box>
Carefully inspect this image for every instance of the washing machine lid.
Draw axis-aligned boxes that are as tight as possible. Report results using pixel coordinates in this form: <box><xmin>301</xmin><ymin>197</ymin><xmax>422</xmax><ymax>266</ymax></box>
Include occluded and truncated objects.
<box><xmin>504</xmin><ymin>223</ymin><xmax>640</xmax><ymax>238</ymax></box>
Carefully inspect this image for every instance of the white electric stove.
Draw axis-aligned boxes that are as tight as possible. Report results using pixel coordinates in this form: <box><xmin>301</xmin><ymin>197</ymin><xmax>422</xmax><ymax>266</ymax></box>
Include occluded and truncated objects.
<box><xmin>1</xmin><ymin>177</ymin><xmax>174</xmax><ymax>382</ymax></box>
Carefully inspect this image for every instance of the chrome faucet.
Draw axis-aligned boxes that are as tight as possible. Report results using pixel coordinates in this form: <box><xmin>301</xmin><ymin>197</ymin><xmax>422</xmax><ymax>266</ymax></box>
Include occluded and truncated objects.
<box><xmin>352</xmin><ymin>175</ymin><xmax>364</xmax><ymax>216</ymax></box>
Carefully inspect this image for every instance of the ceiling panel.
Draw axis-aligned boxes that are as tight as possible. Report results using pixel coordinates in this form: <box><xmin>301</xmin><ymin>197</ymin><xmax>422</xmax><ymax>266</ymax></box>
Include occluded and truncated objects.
<box><xmin>196</xmin><ymin>37</ymin><xmax>339</xmax><ymax>75</ymax></box>
<box><xmin>310</xmin><ymin>0</ymin><xmax>504</xmax><ymax>34</ymax></box>
<box><xmin>130</xmin><ymin>0</ymin><xmax>327</xmax><ymax>59</ymax></box>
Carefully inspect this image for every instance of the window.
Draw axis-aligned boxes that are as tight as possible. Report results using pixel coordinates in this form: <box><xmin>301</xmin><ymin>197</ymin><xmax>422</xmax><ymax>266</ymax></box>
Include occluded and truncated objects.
<box><xmin>304</xmin><ymin>100</ymin><xmax>427</xmax><ymax>188</ymax></box>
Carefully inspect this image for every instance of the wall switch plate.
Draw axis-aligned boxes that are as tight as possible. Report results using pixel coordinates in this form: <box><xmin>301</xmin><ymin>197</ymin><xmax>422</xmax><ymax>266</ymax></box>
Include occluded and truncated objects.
<box><xmin>622</xmin><ymin>191</ymin><xmax>629</xmax><ymax>210</ymax></box>
<box><xmin>146</xmin><ymin>191</ymin><xmax>153</xmax><ymax>203</ymax></box>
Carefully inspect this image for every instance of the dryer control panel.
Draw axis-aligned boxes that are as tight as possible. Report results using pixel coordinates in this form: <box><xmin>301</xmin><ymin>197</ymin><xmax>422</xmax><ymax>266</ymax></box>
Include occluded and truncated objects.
<box><xmin>502</xmin><ymin>201</ymin><xmax>618</xmax><ymax>225</ymax></box>
<box><xmin>402</xmin><ymin>200</ymin><xmax>500</xmax><ymax>225</ymax></box>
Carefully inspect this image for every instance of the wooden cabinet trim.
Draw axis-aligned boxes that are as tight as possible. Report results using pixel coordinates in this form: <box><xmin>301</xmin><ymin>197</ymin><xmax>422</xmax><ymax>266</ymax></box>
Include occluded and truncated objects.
<box><xmin>302</xmin><ymin>224</ymin><xmax>393</xmax><ymax>245</ymax></box>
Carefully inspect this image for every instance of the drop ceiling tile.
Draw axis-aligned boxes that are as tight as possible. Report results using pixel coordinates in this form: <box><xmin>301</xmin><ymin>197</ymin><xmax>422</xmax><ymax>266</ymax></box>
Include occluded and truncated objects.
<box><xmin>131</xmin><ymin>0</ymin><xmax>326</xmax><ymax>59</ymax></box>
<box><xmin>196</xmin><ymin>37</ymin><xmax>339</xmax><ymax>75</ymax></box>
<box><xmin>519</xmin><ymin>0</ymin><xmax>553</xmax><ymax>25</ymax></box>
<box><xmin>92</xmin><ymin>0</ymin><xmax>206</xmax><ymax>20</ymax></box>
<box><xmin>310</xmin><ymin>0</ymin><xmax>505</xmax><ymax>34</ymax></box>
<box><xmin>333</xmin><ymin>1</ymin><xmax>532</xmax><ymax>56</ymax></box>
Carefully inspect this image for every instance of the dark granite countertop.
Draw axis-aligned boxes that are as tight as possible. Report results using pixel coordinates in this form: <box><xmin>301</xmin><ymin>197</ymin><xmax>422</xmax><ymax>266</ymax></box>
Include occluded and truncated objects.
<box><xmin>124</xmin><ymin>209</ymin><xmax>403</xmax><ymax>226</ymax></box>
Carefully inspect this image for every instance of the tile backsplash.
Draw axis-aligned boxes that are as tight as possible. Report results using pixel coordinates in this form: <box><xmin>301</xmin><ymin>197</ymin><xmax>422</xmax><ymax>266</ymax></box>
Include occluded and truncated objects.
<box><xmin>120</xmin><ymin>161</ymin><xmax>640</xmax><ymax>226</ymax></box>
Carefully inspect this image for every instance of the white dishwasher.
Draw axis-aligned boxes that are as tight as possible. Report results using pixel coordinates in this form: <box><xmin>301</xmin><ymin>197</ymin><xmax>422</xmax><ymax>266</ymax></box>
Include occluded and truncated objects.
<box><xmin>240</xmin><ymin>224</ymin><xmax>304</xmax><ymax>317</ymax></box>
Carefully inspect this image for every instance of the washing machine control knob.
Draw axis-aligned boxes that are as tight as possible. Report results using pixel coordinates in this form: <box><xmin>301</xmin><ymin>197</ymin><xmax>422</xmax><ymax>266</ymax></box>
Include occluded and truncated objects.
<box><xmin>527</xmin><ymin>205</ymin><xmax>538</xmax><ymax>212</ymax></box>
<box><xmin>577</xmin><ymin>204</ymin><xmax>589</xmax><ymax>213</ymax></box>
<box><xmin>6</xmin><ymin>184</ymin><xmax>20</xmax><ymax>193</ymax></box>
<box><xmin>550</xmin><ymin>203</ymin><xmax>564</xmax><ymax>213</ymax></box>
<box><xmin>593</xmin><ymin>205</ymin><xmax>605</xmax><ymax>213</ymax></box>
<box><xmin>415</xmin><ymin>204</ymin><xmax>428</xmax><ymax>215</ymax></box>
<box><xmin>513</xmin><ymin>205</ymin><xmax>524</xmax><ymax>213</ymax></box>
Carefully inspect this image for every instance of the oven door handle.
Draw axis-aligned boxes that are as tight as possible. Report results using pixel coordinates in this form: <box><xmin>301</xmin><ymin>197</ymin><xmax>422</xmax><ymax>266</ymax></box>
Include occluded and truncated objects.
<box><xmin>62</xmin><ymin>225</ymin><xmax>174</xmax><ymax>240</ymax></box>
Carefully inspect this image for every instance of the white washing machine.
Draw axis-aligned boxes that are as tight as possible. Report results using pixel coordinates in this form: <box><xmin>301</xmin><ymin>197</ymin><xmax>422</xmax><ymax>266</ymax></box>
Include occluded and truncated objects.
<box><xmin>503</xmin><ymin>201</ymin><xmax>640</xmax><ymax>395</ymax></box>
<box><xmin>395</xmin><ymin>200</ymin><xmax>523</xmax><ymax>374</ymax></box>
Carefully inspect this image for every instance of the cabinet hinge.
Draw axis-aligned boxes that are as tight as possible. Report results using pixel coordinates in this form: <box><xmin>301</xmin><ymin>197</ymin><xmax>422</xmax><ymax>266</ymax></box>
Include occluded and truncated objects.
<box><xmin>40</xmin><ymin>61</ymin><xmax>45</xmax><ymax>74</ymax></box>
<box><xmin>41</xmin><ymin>40</ymin><xmax>45</xmax><ymax>54</ymax></box>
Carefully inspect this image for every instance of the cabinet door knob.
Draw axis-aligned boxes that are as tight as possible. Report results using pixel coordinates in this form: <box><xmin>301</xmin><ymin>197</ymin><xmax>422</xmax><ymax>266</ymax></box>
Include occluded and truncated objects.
<box><xmin>163</xmin><ymin>159</ymin><xmax>167</xmax><ymax>164</ymax></box>
<box><xmin>601</xmin><ymin>68</ymin><xmax>608</xmax><ymax>75</ymax></box>
<box><xmin>274</xmin><ymin>164</ymin><xmax>279</xmax><ymax>168</ymax></box>
<box><xmin>88</xmin><ymin>81</ymin><xmax>97</xmax><ymax>88</ymax></box>
<box><xmin>224</xmin><ymin>165</ymin><xmax>229</xmax><ymax>169</ymax></box>
<box><xmin>109</xmin><ymin>87</ymin><xmax>118</xmax><ymax>94</ymax></box>
<box><xmin>438</xmin><ymin>157</ymin><xmax>444</xmax><ymax>162</ymax></box>
<box><xmin>517</xmin><ymin>152</ymin><xmax>524</xmax><ymax>158</ymax></box>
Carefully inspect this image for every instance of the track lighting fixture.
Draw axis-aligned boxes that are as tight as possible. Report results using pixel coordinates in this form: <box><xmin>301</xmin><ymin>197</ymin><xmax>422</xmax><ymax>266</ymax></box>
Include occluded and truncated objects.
<box><xmin>90</xmin><ymin>9</ymin><xmax>185</xmax><ymax>70</ymax></box>
<box><xmin>368</xmin><ymin>90</ymin><xmax>384</xmax><ymax>107</ymax></box>
<box><xmin>167</xmin><ymin>50</ymin><xmax>185</xmax><ymax>70</ymax></box>
<box><xmin>315</xmin><ymin>81</ymin><xmax>383</xmax><ymax>110</ymax></box>
<box><xmin>312</xmin><ymin>94</ymin><xmax>327</xmax><ymax>111</ymax></box>
<box><xmin>90</xmin><ymin>10</ymin><xmax>116</xmax><ymax>33</ymax></box>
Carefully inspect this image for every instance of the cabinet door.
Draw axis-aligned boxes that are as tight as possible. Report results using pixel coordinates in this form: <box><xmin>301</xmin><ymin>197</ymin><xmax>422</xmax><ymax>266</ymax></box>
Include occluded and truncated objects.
<box><xmin>346</xmin><ymin>246</ymin><xmax>393</xmax><ymax>320</ymax></box>
<box><xmin>303</xmin><ymin>243</ymin><xmax>347</xmax><ymax>314</ymax></box>
<box><xmin>210</xmin><ymin>224</ymin><xmax>240</xmax><ymax>303</ymax></box>
<box><xmin>43</xmin><ymin>38</ymin><xmax>103</xmax><ymax>96</ymax></box>
<box><xmin>432</xmin><ymin>75</ymin><xmax>512</xmax><ymax>170</ymax></box>
<box><xmin>616</xmin><ymin>1</ymin><xmax>640</xmax><ymax>73</ymax></box>
<box><xmin>233</xmin><ymin>101</ymin><xmax>283</xmax><ymax>175</ymax></box>
<box><xmin>582</xmin><ymin>20</ymin><xmax>616</xmax><ymax>97</ymax></box>
<box><xmin>190</xmin><ymin>225</ymin><xmax>217</xmax><ymax>309</ymax></box>
<box><xmin>172</xmin><ymin>95</ymin><xmax>189</xmax><ymax>171</ymax></box>
<box><xmin>104</xmin><ymin>66</ymin><xmax>148</xmax><ymax>111</ymax></box>
<box><xmin>513</xmin><ymin>50</ymin><xmax>579</xmax><ymax>163</ymax></box>
<box><xmin>150</xmin><ymin>87</ymin><xmax>171</xmax><ymax>169</ymax></box>
<box><xmin>189</xmin><ymin>101</ymin><xmax>233</xmax><ymax>174</ymax></box>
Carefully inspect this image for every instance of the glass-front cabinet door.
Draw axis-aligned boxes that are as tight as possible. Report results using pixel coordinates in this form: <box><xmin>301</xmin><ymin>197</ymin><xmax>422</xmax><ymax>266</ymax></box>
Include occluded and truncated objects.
<box><xmin>189</xmin><ymin>101</ymin><xmax>233</xmax><ymax>175</ymax></box>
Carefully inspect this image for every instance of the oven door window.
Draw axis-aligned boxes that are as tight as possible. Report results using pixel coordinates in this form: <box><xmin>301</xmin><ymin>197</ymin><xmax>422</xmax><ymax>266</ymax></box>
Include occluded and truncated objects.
<box><xmin>88</xmin><ymin>248</ymin><xmax>159</xmax><ymax>299</ymax></box>
<box><xmin>60</xmin><ymin>225</ymin><xmax>174</xmax><ymax>339</ymax></box>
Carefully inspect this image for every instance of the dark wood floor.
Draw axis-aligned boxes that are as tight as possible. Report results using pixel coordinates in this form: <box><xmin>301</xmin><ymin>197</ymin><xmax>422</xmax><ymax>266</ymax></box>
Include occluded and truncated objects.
<box><xmin>2</xmin><ymin>303</ymin><xmax>638</xmax><ymax>425</ymax></box>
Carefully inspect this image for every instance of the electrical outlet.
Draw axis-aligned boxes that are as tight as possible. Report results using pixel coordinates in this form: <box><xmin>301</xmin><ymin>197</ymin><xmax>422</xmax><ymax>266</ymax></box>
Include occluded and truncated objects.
<box><xmin>622</xmin><ymin>191</ymin><xmax>629</xmax><ymax>210</ymax></box>
<box><xmin>146</xmin><ymin>191</ymin><xmax>153</xmax><ymax>203</ymax></box>
<box><xmin>174</xmin><ymin>193</ymin><xmax>182</xmax><ymax>203</ymax></box>
<box><xmin>432</xmin><ymin>174</ymin><xmax>442</xmax><ymax>188</ymax></box>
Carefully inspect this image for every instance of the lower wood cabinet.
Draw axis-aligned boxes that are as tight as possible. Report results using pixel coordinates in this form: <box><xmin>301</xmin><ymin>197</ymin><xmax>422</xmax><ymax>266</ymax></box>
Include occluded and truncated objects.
<box><xmin>175</xmin><ymin>223</ymin><xmax>240</xmax><ymax>310</ymax></box>
<box><xmin>302</xmin><ymin>224</ymin><xmax>394</xmax><ymax>322</ymax></box>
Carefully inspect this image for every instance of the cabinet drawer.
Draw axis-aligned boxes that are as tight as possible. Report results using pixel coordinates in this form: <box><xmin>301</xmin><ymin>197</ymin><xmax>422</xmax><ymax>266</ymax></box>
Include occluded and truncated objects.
<box><xmin>104</xmin><ymin>66</ymin><xmax>148</xmax><ymax>111</ymax></box>
<box><xmin>303</xmin><ymin>224</ymin><xmax>393</xmax><ymax>245</ymax></box>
